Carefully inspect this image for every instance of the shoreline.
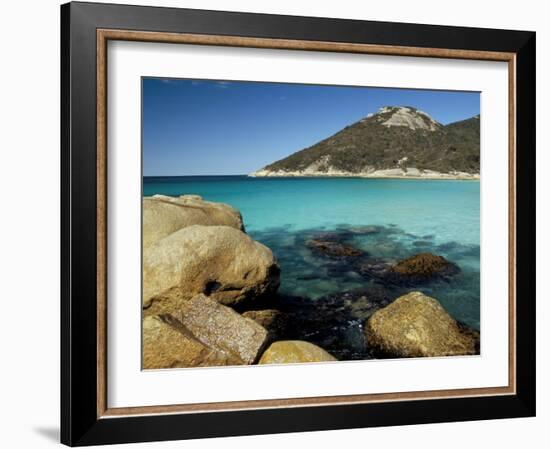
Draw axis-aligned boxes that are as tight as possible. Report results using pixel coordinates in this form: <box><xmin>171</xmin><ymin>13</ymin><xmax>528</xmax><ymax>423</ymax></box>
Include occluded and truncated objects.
<box><xmin>247</xmin><ymin>171</ymin><xmax>480</xmax><ymax>181</ymax></box>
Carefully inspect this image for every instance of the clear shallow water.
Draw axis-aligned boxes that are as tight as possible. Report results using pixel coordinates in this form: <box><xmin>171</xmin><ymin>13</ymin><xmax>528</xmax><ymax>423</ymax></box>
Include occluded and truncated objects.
<box><xmin>144</xmin><ymin>176</ymin><xmax>480</xmax><ymax>330</ymax></box>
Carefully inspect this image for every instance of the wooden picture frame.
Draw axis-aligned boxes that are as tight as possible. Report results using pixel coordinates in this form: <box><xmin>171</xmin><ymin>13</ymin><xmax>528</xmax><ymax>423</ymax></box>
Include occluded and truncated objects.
<box><xmin>61</xmin><ymin>1</ymin><xmax>536</xmax><ymax>446</ymax></box>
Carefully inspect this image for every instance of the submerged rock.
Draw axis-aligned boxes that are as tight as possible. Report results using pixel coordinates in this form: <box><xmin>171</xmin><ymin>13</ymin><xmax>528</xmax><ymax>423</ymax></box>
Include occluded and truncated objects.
<box><xmin>345</xmin><ymin>294</ymin><xmax>385</xmax><ymax>321</ymax></box>
<box><xmin>358</xmin><ymin>259</ymin><xmax>395</xmax><ymax>281</ymax></box>
<box><xmin>242</xmin><ymin>309</ymin><xmax>288</xmax><ymax>341</ymax></box>
<box><xmin>272</xmin><ymin>288</ymin><xmax>393</xmax><ymax>360</ymax></box>
<box><xmin>390</xmin><ymin>252</ymin><xmax>460</xmax><ymax>282</ymax></box>
<box><xmin>306</xmin><ymin>238</ymin><xmax>363</xmax><ymax>258</ymax></box>
<box><xmin>143</xmin><ymin>194</ymin><xmax>244</xmax><ymax>248</ymax></box>
<box><xmin>142</xmin><ymin>315</ymin><xmax>242</xmax><ymax>369</ymax></box>
<box><xmin>359</xmin><ymin>252</ymin><xmax>460</xmax><ymax>286</ymax></box>
<box><xmin>364</xmin><ymin>291</ymin><xmax>479</xmax><ymax>358</ymax></box>
<box><xmin>327</xmin><ymin>285</ymin><xmax>394</xmax><ymax>320</ymax></box>
<box><xmin>349</xmin><ymin>225</ymin><xmax>382</xmax><ymax>234</ymax></box>
<box><xmin>309</xmin><ymin>231</ymin><xmax>345</xmax><ymax>242</ymax></box>
<box><xmin>143</xmin><ymin>225</ymin><xmax>280</xmax><ymax>313</ymax></box>
<box><xmin>259</xmin><ymin>340</ymin><xmax>337</xmax><ymax>364</ymax></box>
<box><xmin>175</xmin><ymin>294</ymin><xmax>269</xmax><ymax>364</ymax></box>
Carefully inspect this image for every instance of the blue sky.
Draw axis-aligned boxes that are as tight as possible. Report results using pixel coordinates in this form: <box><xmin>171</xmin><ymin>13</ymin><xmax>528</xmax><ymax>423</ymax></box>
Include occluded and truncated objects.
<box><xmin>143</xmin><ymin>78</ymin><xmax>479</xmax><ymax>176</ymax></box>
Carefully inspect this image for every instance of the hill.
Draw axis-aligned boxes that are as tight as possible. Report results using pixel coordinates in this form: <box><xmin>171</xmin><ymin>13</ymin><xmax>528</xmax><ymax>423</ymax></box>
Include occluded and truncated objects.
<box><xmin>250</xmin><ymin>106</ymin><xmax>480</xmax><ymax>179</ymax></box>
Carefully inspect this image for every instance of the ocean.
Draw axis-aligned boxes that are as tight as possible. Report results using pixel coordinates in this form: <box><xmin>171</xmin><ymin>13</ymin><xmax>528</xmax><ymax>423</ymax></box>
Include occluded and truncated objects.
<box><xmin>144</xmin><ymin>175</ymin><xmax>480</xmax><ymax>335</ymax></box>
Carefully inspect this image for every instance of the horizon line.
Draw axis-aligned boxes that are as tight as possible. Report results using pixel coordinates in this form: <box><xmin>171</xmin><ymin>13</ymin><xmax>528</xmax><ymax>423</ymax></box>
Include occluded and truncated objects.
<box><xmin>144</xmin><ymin>174</ymin><xmax>248</xmax><ymax>178</ymax></box>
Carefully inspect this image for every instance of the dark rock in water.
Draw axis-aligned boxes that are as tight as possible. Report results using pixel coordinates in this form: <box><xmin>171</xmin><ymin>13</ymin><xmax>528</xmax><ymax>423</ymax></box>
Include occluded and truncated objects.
<box><xmin>358</xmin><ymin>259</ymin><xmax>394</xmax><ymax>281</ymax></box>
<box><xmin>412</xmin><ymin>240</ymin><xmax>432</xmax><ymax>247</ymax></box>
<box><xmin>390</xmin><ymin>252</ymin><xmax>460</xmax><ymax>283</ymax></box>
<box><xmin>358</xmin><ymin>252</ymin><xmax>460</xmax><ymax>286</ymax></box>
<box><xmin>310</xmin><ymin>231</ymin><xmax>344</xmax><ymax>242</ymax></box>
<box><xmin>306</xmin><ymin>238</ymin><xmax>363</xmax><ymax>258</ymax></box>
<box><xmin>273</xmin><ymin>294</ymin><xmax>366</xmax><ymax>360</ymax></box>
<box><xmin>242</xmin><ymin>309</ymin><xmax>288</xmax><ymax>341</ymax></box>
<box><xmin>295</xmin><ymin>273</ymin><xmax>320</xmax><ymax>281</ymax></box>
<box><xmin>436</xmin><ymin>241</ymin><xmax>461</xmax><ymax>252</ymax></box>
<box><xmin>349</xmin><ymin>225</ymin><xmax>381</xmax><ymax>235</ymax></box>
<box><xmin>436</xmin><ymin>241</ymin><xmax>480</xmax><ymax>259</ymax></box>
<box><xmin>327</xmin><ymin>264</ymin><xmax>356</xmax><ymax>276</ymax></box>
<box><xmin>271</xmin><ymin>285</ymin><xmax>400</xmax><ymax>360</ymax></box>
<box><xmin>347</xmin><ymin>296</ymin><xmax>374</xmax><ymax>316</ymax></box>
<box><xmin>341</xmin><ymin>285</ymin><xmax>395</xmax><ymax>320</ymax></box>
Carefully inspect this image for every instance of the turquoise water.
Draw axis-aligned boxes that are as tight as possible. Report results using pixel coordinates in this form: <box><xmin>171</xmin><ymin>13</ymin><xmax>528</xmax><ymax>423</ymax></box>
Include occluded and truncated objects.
<box><xmin>144</xmin><ymin>176</ymin><xmax>480</xmax><ymax>330</ymax></box>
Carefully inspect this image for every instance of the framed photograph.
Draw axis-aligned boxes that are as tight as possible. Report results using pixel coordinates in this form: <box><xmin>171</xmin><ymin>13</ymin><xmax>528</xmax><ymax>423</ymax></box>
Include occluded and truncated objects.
<box><xmin>61</xmin><ymin>1</ymin><xmax>536</xmax><ymax>446</ymax></box>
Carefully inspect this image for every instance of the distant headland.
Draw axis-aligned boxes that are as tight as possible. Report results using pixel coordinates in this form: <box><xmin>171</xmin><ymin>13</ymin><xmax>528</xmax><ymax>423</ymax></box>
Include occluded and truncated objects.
<box><xmin>249</xmin><ymin>106</ymin><xmax>480</xmax><ymax>180</ymax></box>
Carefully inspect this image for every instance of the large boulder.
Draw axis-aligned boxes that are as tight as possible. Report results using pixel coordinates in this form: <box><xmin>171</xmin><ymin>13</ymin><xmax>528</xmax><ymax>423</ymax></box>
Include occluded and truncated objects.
<box><xmin>258</xmin><ymin>340</ymin><xmax>337</xmax><ymax>365</ymax></box>
<box><xmin>142</xmin><ymin>315</ymin><xmax>242</xmax><ymax>369</ymax></box>
<box><xmin>143</xmin><ymin>194</ymin><xmax>244</xmax><ymax>248</ymax></box>
<box><xmin>143</xmin><ymin>225</ymin><xmax>280</xmax><ymax>313</ymax></box>
<box><xmin>389</xmin><ymin>253</ymin><xmax>460</xmax><ymax>283</ymax></box>
<box><xmin>175</xmin><ymin>294</ymin><xmax>268</xmax><ymax>364</ymax></box>
<box><xmin>364</xmin><ymin>291</ymin><xmax>479</xmax><ymax>358</ymax></box>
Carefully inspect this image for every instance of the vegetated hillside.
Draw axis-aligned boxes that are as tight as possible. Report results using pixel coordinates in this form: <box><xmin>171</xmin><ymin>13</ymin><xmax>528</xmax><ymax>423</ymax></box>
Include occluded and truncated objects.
<box><xmin>258</xmin><ymin>106</ymin><xmax>480</xmax><ymax>175</ymax></box>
